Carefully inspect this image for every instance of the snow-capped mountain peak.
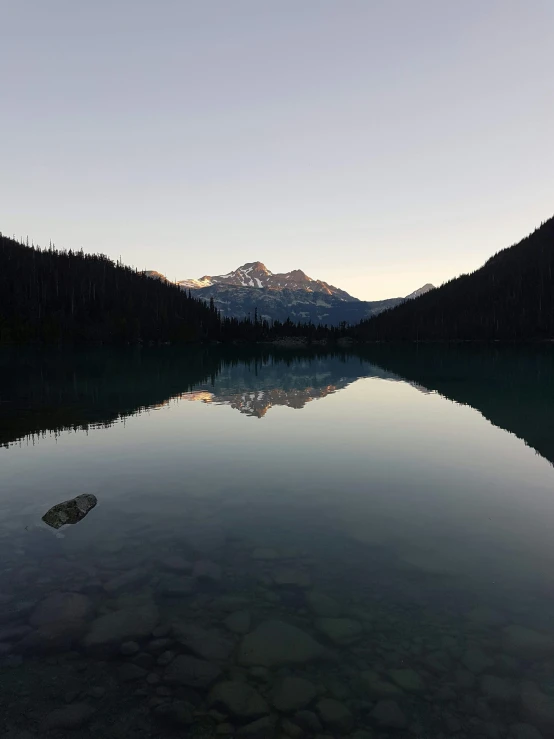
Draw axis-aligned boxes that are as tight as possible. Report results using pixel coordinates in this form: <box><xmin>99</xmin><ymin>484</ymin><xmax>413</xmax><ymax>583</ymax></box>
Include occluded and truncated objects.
<box><xmin>178</xmin><ymin>262</ymin><xmax>356</xmax><ymax>299</ymax></box>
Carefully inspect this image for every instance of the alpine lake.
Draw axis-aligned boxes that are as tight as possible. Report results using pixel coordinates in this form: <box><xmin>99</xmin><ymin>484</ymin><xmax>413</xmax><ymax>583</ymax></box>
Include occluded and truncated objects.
<box><xmin>1</xmin><ymin>344</ymin><xmax>554</xmax><ymax>739</ymax></box>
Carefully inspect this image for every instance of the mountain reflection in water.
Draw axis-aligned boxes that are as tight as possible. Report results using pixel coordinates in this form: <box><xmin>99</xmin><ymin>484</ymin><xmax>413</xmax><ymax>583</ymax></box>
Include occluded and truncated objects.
<box><xmin>1</xmin><ymin>344</ymin><xmax>554</xmax><ymax>738</ymax></box>
<box><xmin>1</xmin><ymin>345</ymin><xmax>553</xmax><ymax>466</ymax></box>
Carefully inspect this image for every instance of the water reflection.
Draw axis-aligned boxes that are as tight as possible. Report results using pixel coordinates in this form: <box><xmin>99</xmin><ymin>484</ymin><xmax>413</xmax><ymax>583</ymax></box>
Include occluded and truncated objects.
<box><xmin>2</xmin><ymin>345</ymin><xmax>554</xmax><ymax>466</ymax></box>
<box><xmin>0</xmin><ymin>345</ymin><xmax>554</xmax><ymax>738</ymax></box>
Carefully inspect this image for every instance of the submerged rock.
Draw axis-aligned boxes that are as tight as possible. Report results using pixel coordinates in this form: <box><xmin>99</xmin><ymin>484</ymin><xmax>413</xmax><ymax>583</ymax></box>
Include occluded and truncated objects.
<box><xmin>272</xmin><ymin>567</ymin><xmax>311</xmax><ymax>589</ymax></box>
<box><xmin>43</xmin><ymin>703</ymin><xmax>95</xmax><ymax>730</ymax></box>
<box><xmin>480</xmin><ymin>674</ymin><xmax>517</xmax><ymax>704</ymax></box>
<box><xmin>153</xmin><ymin>701</ymin><xmax>194</xmax><ymax>727</ymax></box>
<box><xmin>42</xmin><ymin>494</ymin><xmax>97</xmax><ymax>529</ymax></box>
<box><xmin>503</xmin><ymin>625</ymin><xmax>554</xmax><ymax>658</ymax></box>
<box><xmin>509</xmin><ymin>723</ymin><xmax>544</xmax><ymax>739</ymax></box>
<box><xmin>361</xmin><ymin>670</ymin><xmax>403</xmax><ymax>698</ymax></box>
<box><xmin>193</xmin><ymin>560</ymin><xmax>222</xmax><ymax>583</ymax></box>
<box><xmin>83</xmin><ymin>604</ymin><xmax>159</xmax><ymax>649</ymax></box>
<box><xmin>16</xmin><ymin>619</ymin><xmax>87</xmax><ymax>654</ymax></box>
<box><xmin>237</xmin><ymin>716</ymin><xmax>277</xmax><ymax>738</ymax></box>
<box><xmin>387</xmin><ymin>668</ymin><xmax>426</xmax><ymax>694</ymax></box>
<box><xmin>461</xmin><ymin>647</ymin><xmax>494</xmax><ymax>674</ymax></box>
<box><xmin>224</xmin><ymin>610</ymin><xmax>252</xmax><ymax>635</ymax></box>
<box><xmin>270</xmin><ymin>676</ymin><xmax>317</xmax><ymax>712</ymax></box>
<box><xmin>316</xmin><ymin>617</ymin><xmax>362</xmax><ymax>645</ymax></box>
<box><xmin>238</xmin><ymin>620</ymin><xmax>327</xmax><ymax>666</ymax></box>
<box><xmin>371</xmin><ymin>699</ymin><xmax>408</xmax><ymax>729</ymax></box>
<box><xmin>209</xmin><ymin>680</ymin><xmax>270</xmax><ymax>718</ymax></box>
<box><xmin>305</xmin><ymin>591</ymin><xmax>342</xmax><ymax>617</ymax></box>
<box><xmin>520</xmin><ymin>681</ymin><xmax>554</xmax><ymax>733</ymax></box>
<box><xmin>172</xmin><ymin>622</ymin><xmax>234</xmax><ymax>662</ymax></box>
<box><xmin>164</xmin><ymin>654</ymin><xmax>222</xmax><ymax>688</ymax></box>
<box><xmin>316</xmin><ymin>697</ymin><xmax>354</xmax><ymax>732</ymax></box>
<box><xmin>29</xmin><ymin>592</ymin><xmax>93</xmax><ymax>628</ymax></box>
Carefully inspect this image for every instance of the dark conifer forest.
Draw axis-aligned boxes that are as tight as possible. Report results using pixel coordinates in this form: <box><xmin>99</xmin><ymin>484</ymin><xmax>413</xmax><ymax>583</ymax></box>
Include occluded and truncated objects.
<box><xmin>354</xmin><ymin>216</ymin><xmax>554</xmax><ymax>341</ymax></box>
<box><xmin>0</xmin><ymin>234</ymin><xmax>340</xmax><ymax>345</ymax></box>
<box><xmin>2</xmin><ymin>215</ymin><xmax>554</xmax><ymax>345</ymax></box>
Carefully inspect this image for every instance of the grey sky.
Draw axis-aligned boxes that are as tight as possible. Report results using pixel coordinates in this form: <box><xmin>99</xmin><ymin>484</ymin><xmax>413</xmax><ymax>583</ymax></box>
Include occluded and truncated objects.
<box><xmin>2</xmin><ymin>1</ymin><xmax>553</xmax><ymax>299</ymax></box>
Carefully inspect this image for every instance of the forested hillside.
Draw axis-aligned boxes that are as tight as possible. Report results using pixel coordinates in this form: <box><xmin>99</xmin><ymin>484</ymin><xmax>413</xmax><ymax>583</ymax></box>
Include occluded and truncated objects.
<box><xmin>354</xmin><ymin>216</ymin><xmax>554</xmax><ymax>341</ymax></box>
<box><xmin>0</xmin><ymin>235</ymin><xmax>341</xmax><ymax>344</ymax></box>
<box><xmin>0</xmin><ymin>234</ymin><xmax>223</xmax><ymax>343</ymax></box>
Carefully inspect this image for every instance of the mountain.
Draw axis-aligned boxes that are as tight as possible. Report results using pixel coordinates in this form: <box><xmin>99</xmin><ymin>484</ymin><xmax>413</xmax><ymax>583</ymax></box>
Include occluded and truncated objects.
<box><xmin>151</xmin><ymin>261</ymin><xmax>433</xmax><ymax>326</ymax></box>
<box><xmin>0</xmin><ymin>235</ymin><xmax>343</xmax><ymax>345</ymax></box>
<box><xmin>179</xmin><ymin>261</ymin><xmax>357</xmax><ymax>300</ymax></box>
<box><xmin>178</xmin><ymin>261</ymin><xmax>355</xmax><ymax>299</ymax></box>
<box><xmin>189</xmin><ymin>282</ymin><xmax>434</xmax><ymax>325</ymax></box>
<box><xmin>405</xmin><ymin>283</ymin><xmax>435</xmax><ymax>300</ymax></box>
<box><xmin>355</xmin><ymin>217</ymin><xmax>554</xmax><ymax>341</ymax></box>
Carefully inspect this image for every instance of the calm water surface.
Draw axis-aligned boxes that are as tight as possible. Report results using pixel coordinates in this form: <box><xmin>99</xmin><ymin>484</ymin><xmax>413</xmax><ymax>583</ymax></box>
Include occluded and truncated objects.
<box><xmin>1</xmin><ymin>345</ymin><xmax>554</xmax><ymax>739</ymax></box>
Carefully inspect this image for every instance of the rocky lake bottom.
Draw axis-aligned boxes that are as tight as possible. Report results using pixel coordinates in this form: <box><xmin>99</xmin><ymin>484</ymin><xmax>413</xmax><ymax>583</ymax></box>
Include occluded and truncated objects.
<box><xmin>1</xmin><ymin>346</ymin><xmax>554</xmax><ymax>739</ymax></box>
<box><xmin>1</xmin><ymin>494</ymin><xmax>553</xmax><ymax>739</ymax></box>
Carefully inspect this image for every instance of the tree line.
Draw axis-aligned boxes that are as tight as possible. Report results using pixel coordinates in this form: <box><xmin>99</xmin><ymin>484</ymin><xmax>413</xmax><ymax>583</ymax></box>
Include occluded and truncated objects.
<box><xmin>2</xmin><ymin>214</ymin><xmax>553</xmax><ymax>345</ymax></box>
<box><xmin>353</xmin><ymin>215</ymin><xmax>554</xmax><ymax>341</ymax></box>
<box><xmin>0</xmin><ymin>234</ymin><xmax>344</xmax><ymax>345</ymax></box>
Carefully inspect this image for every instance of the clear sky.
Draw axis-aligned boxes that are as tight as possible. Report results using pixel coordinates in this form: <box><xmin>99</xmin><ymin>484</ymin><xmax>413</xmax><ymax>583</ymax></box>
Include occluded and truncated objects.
<box><xmin>2</xmin><ymin>1</ymin><xmax>553</xmax><ymax>300</ymax></box>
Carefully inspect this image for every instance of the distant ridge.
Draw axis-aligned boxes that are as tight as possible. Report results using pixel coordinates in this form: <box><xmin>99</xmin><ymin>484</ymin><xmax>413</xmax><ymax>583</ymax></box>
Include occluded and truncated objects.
<box><xmin>355</xmin><ymin>217</ymin><xmax>554</xmax><ymax>341</ymax></box>
<box><xmin>146</xmin><ymin>261</ymin><xmax>433</xmax><ymax>326</ymax></box>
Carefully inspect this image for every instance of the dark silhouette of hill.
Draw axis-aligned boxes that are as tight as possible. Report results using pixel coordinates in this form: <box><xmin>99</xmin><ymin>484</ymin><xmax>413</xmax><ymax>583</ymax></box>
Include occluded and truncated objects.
<box><xmin>0</xmin><ymin>234</ymin><xmax>342</xmax><ymax>345</ymax></box>
<box><xmin>355</xmin><ymin>216</ymin><xmax>554</xmax><ymax>341</ymax></box>
<box><xmin>359</xmin><ymin>344</ymin><xmax>554</xmax><ymax>466</ymax></box>
<box><xmin>0</xmin><ymin>233</ymin><xmax>225</xmax><ymax>343</ymax></box>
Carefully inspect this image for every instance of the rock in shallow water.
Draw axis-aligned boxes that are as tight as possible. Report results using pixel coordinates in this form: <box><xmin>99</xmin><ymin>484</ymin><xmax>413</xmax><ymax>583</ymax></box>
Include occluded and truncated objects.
<box><xmin>172</xmin><ymin>622</ymin><xmax>234</xmax><ymax>662</ymax></box>
<box><xmin>16</xmin><ymin>618</ymin><xmax>87</xmax><ymax>654</ymax></box>
<box><xmin>272</xmin><ymin>567</ymin><xmax>311</xmax><ymax>589</ymax></box>
<box><xmin>120</xmin><ymin>640</ymin><xmax>140</xmax><ymax>656</ymax></box>
<box><xmin>0</xmin><ymin>624</ymin><xmax>32</xmax><ymax>642</ymax></box>
<box><xmin>209</xmin><ymin>680</ymin><xmax>270</xmax><ymax>718</ymax></box>
<box><xmin>387</xmin><ymin>668</ymin><xmax>426</xmax><ymax>694</ymax></box>
<box><xmin>509</xmin><ymin>723</ymin><xmax>544</xmax><ymax>739</ymax></box>
<box><xmin>83</xmin><ymin>604</ymin><xmax>159</xmax><ymax>649</ymax></box>
<box><xmin>316</xmin><ymin>617</ymin><xmax>362</xmax><ymax>645</ymax></box>
<box><xmin>294</xmin><ymin>710</ymin><xmax>323</xmax><ymax>733</ymax></box>
<box><xmin>237</xmin><ymin>716</ymin><xmax>277</xmax><ymax>738</ymax></box>
<box><xmin>480</xmin><ymin>674</ymin><xmax>517</xmax><ymax>704</ymax></box>
<box><xmin>158</xmin><ymin>555</ymin><xmax>193</xmax><ymax>572</ymax></box>
<box><xmin>103</xmin><ymin>568</ymin><xmax>150</xmax><ymax>594</ymax></box>
<box><xmin>503</xmin><ymin>625</ymin><xmax>554</xmax><ymax>658</ymax></box>
<box><xmin>305</xmin><ymin>591</ymin><xmax>342</xmax><ymax>618</ymax></box>
<box><xmin>370</xmin><ymin>699</ymin><xmax>408</xmax><ymax>729</ymax></box>
<box><xmin>43</xmin><ymin>703</ymin><xmax>95</xmax><ymax>729</ymax></box>
<box><xmin>42</xmin><ymin>494</ymin><xmax>97</xmax><ymax>529</ymax></box>
<box><xmin>361</xmin><ymin>670</ymin><xmax>403</xmax><ymax>698</ymax></box>
<box><xmin>520</xmin><ymin>681</ymin><xmax>554</xmax><ymax>733</ymax></box>
<box><xmin>316</xmin><ymin>698</ymin><xmax>354</xmax><ymax>732</ymax></box>
<box><xmin>164</xmin><ymin>654</ymin><xmax>222</xmax><ymax>688</ymax></box>
<box><xmin>29</xmin><ymin>592</ymin><xmax>93</xmax><ymax>628</ymax></box>
<box><xmin>153</xmin><ymin>700</ymin><xmax>194</xmax><ymax>727</ymax></box>
<box><xmin>238</xmin><ymin>620</ymin><xmax>326</xmax><ymax>666</ymax></box>
<box><xmin>270</xmin><ymin>676</ymin><xmax>317</xmax><ymax>712</ymax></box>
<box><xmin>224</xmin><ymin>610</ymin><xmax>251</xmax><ymax>635</ymax></box>
<box><xmin>462</xmin><ymin>647</ymin><xmax>494</xmax><ymax>674</ymax></box>
<box><xmin>193</xmin><ymin>560</ymin><xmax>222</xmax><ymax>583</ymax></box>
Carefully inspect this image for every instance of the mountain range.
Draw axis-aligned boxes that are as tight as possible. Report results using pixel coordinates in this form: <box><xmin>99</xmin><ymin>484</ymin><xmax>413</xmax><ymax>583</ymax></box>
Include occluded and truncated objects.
<box><xmin>145</xmin><ymin>262</ymin><xmax>434</xmax><ymax>325</ymax></box>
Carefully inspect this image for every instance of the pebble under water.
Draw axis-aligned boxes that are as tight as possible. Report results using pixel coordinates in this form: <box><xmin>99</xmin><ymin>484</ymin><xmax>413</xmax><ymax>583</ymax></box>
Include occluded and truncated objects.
<box><xmin>1</xmin><ymin>345</ymin><xmax>554</xmax><ymax>739</ymax></box>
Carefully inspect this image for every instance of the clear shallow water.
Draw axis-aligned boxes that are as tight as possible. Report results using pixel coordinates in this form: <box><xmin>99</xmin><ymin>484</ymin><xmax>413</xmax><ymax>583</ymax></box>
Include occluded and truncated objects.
<box><xmin>1</xmin><ymin>345</ymin><xmax>554</xmax><ymax>739</ymax></box>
